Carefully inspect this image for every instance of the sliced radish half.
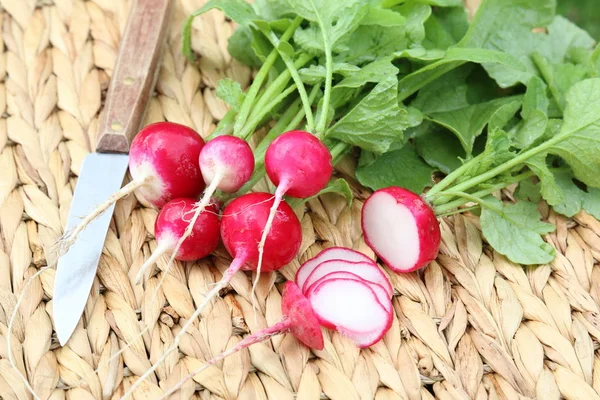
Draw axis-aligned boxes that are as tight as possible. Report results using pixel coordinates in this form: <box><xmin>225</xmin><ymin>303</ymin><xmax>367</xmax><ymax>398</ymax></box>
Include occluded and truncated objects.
<box><xmin>296</xmin><ymin>247</ymin><xmax>376</xmax><ymax>291</ymax></box>
<box><xmin>281</xmin><ymin>282</ymin><xmax>324</xmax><ymax>350</ymax></box>
<box><xmin>305</xmin><ymin>271</ymin><xmax>392</xmax><ymax>315</ymax></box>
<box><xmin>303</xmin><ymin>259</ymin><xmax>392</xmax><ymax>297</ymax></box>
<box><xmin>361</xmin><ymin>187</ymin><xmax>440</xmax><ymax>273</ymax></box>
<box><xmin>307</xmin><ymin>278</ymin><xmax>392</xmax><ymax>348</ymax></box>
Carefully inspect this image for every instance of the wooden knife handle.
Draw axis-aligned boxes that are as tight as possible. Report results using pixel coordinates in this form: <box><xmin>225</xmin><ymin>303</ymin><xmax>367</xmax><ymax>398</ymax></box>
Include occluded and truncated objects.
<box><xmin>96</xmin><ymin>0</ymin><xmax>173</xmax><ymax>153</ymax></box>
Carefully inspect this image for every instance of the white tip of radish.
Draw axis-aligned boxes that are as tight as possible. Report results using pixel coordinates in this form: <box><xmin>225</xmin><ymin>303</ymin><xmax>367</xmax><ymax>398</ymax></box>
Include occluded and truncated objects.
<box><xmin>295</xmin><ymin>247</ymin><xmax>375</xmax><ymax>291</ymax></box>
<box><xmin>303</xmin><ymin>259</ymin><xmax>393</xmax><ymax>298</ymax></box>
<box><xmin>361</xmin><ymin>187</ymin><xmax>441</xmax><ymax>273</ymax></box>
<box><xmin>308</xmin><ymin>278</ymin><xmax>392</xmax><ymax>348</ymax></box>
<box><xmin>199</xmin><ymin>135</ymin><xmax>254</xmax><ymax>193</ymax></box>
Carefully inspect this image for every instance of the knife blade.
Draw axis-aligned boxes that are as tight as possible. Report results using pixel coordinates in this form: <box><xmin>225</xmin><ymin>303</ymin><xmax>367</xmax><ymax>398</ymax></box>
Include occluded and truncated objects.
<box><xmin>53</xmin><ymin>0</ymin><xmax>173</xmax><ymax>346</ymax></box>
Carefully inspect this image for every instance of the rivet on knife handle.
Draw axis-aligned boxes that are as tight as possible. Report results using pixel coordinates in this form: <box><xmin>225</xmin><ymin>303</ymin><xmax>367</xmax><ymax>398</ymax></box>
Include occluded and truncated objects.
<box><xmin>96</xmin><ymin>0</ymin><xmax>174</xmax><ymax>154</ymax></box>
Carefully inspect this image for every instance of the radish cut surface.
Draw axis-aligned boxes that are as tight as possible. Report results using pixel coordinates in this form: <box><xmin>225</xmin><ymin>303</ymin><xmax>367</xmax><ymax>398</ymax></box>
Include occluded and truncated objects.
<box><xmin>281</xmin><ymin>282</ymin><xmax>324</xmax><ymax>350</ymax></box>
<box><xmin>362</xmin><ymin>187</ymin><xmax>440</xmax><ymax>273</ymax></box>
<box><xmin>296</xmin><ymin>247</ymin><xmax>374</xmax><ymax>291</ymax></box>
<box><xmin>306</xmin><ymin>271</ymin><xmax>392</xmax><ymax>315</ymax></box>
<box><xmin>308</xmin><ymin>278</ymin><xmax>391</xmax><ymax>347</ymax></box>
<box><xmin>303</xmin><ymin>259</ymin><xmax>393</xmax><ymax>298</ymax></box>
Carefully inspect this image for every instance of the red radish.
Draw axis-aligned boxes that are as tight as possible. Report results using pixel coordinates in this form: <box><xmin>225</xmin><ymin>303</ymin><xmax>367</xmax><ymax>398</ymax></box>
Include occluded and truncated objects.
<box><xmin>60</xmin><ymin>122</ymin><xmax>206</xmax><ymax>249</ymax></box>
<box><xmin>160</xmin><ymin>135</ymin><xmax>254</xmax><ymax>280</ymax></box>
<box><xmin>295</xmin><ymin>246</ymin><xmax>376</xmax><ymax>290</ymax></box>
<box><xmin>254</xmin><ymin>130</ymin><xmax>333</xmax><ymax>295</ymax></box>
<box><xmin>134</xmin><ymin>198</ymin><xmax>220</xmax><ymax>284</ymax></box>
<box><xmin>361</xmin><ymin>187</ymin><xmax>441</xmax><ymax>273</ymax></box>
<box><xmin>307</xmin><ymin>278</ymin><xmax>392</xmax><ymax>348</ymax></box>
<box><xmin>131</xmin><ymin>282</ymin><xmax>322</xmax><ymax>400</ymax></box>
<box><xmin>125</xmin><ymin>192</ymin><xmax>302</xmax><ymax>397</ymax></box>
<box><xmin>305</xmin><ymin>271</ymin><xmax>392</xmax><ymax>316</ymax></box>
<box><xmin>302</xmin><ymin>259</ymin><xmax>393</xmax><ymax>298</ymax></box>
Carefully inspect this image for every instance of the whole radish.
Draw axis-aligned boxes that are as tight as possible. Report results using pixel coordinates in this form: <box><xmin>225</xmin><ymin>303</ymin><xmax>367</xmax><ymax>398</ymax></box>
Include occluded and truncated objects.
<box><xmin>255</xmin><ymin>130</ymin><xmax>333</xmax><ymax>295</ymax></box>
<box><xmin>60</xmin><ymin>122</ymin><xmax>206</xmax><ymax>250</ymax></box>
<box><xmin>361</xmin><ymin>187</ymin><xmax>441</xmax><ymax>273</ymax></box>
<box><xmin>153</xmin><ymin>135</ymin><xmax>254</xmax><ymax>283</ymax></box>
<box><xmin>123</xmin><ymin>192</ymin><xmax>302</xmax><ymax>398</ymax></box>
<box><xmin>134</xmin><ymin>198</ymin><xmax>221</xmax><ymax>284</ymax></box>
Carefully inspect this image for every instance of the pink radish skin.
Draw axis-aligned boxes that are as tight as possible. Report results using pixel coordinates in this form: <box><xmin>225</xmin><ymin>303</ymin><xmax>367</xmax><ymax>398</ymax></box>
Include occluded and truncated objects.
<box><xmin>253</xmin><ymin>130</ymin><xmax>333</xmax><ymax>295</ymax></box>
<box><xmin>305</xmin><ymin>271</ymin><xmax>392</xmax><ymax>317</ymax></box>
<box><xmin>308</xmin><ymin>278</ymin><xmax>392</xmax><ymax>348</ymax></box>
<box><xmin>134</xmin><ymin>198</ymin><xmax>220</xmax><ymax>283</ymax></box>
<box><xmin>361</xmin><ymin>187</ymin><xmax>441</xmax><ymax>273</ymax></box>
<box><xmin>125</xmin><ymin>192</ymin><xmax>303</xmax><ymax>397</ymax></box>
<box><xmin>129</xmin><ymin>122</ymin><xmax>206</xmax><ymax>207</ymax></box>
<box><xmin>165</xmin><ymin>136</ymin><xmax>254</xmax><ymax>279</ymax></box>
<box><xmin>60</xmin><ymin>122</ymin><xmax>205</xmax><ymax>252</ymax></box>
<box><xmin>153</xmin><ymin>282</ymin><xmax>323</xmax><ymax>400</ymax></box>
<box><xmin>296</xmin><ymin>247</ymin><xmax>392</xmax><ymax>296</ymax></box>
<box><xmin>302</xmin><ymin>259</ymin><xmax>393</xmax><ymax>298</ymax></box>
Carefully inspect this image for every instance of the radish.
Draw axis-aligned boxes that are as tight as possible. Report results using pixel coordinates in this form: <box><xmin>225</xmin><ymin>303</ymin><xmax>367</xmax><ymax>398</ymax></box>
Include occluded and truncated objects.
<box><xmin>255</xmin><ymin>130</ymin><xmax>333</xmax><ymax>294</ymax></box>
<box><xmin>155</xmin><ymin>135</ymin><xmax>254</xmax><ymax>283</ymax></box>
<box><xmin>302</xmin><ymin>259</ymin><xmax>393</xmax><ymax>298</ymax></box>
<box><xmin>134</xmin><ymin>198</ymin><xmax>221</xmax><ymax>284</ymax></box>
<box><xmin>305</xmin><ymin>271</ymin><xmax>393</xmax><ymax>317</ymax></box>
<box><xmin>361</xmin><ymin>187</ymin><xmax>441</xmax><ymax>273</ymax></box>
<box><xmin>124</xmin><ymin>192</ymin><xmax>302</xmax><ymax>398</ymax></box>
<box><xmin>60</xmin><ymin>122</ymin><xmax>206</xmax><ymax>249</ymax></box>
<box><xmin>296</xmin><ymin>247</ymin><xmax>374</xmax><ymax>285</ymax></box>
<box><xmin>307</xmin><ymin>277</ymin><xmax>392</xmax><ymax>348</ymax></box>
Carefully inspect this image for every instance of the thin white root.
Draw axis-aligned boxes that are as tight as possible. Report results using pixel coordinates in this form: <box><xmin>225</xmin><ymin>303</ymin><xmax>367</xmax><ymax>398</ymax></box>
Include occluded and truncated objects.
<box><xmin>160</xmin><ymin>171</ymin><xmax>223</xmax><ymax>288</ymax></box>
<box><xmin>253</xmin><ymin>184</ymin><xmax>288</xmax><ymax>313</ymax></box>
<box><xmin>59</xmin><ymin>176</ymin><xmax>151</xmax><ymax>253</ymax></box>
<box><xmin>135</xmin><ymin>242</ymin><xmax>170</xmax><ymax>285</ymax></box>
<box><xmin>120</xmin><ymin>258</ymin><xmax>245</xmax><ymax>400</ymax></box>
<box><xmin>9</xmin><ymin>266</ymin><xmax>50</xmax><ymax>400</ymax></box>
<box><xmin>157</xmin><ymin>319</ymin><xmax>290</xmax><ymax>400</ymax></box>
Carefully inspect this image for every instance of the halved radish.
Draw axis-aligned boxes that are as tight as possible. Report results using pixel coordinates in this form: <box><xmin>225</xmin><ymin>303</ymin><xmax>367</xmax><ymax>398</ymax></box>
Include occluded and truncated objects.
<box><xmin>307</xmin><ymin>278</ymin><xmax>392</xmax><ymax>348</ymax></box>
<box><xmin>296</xmin><ymin>247</ymin><xmax>376</xmax><ymax>290</ymax></box>
<box><xmin>361</xmin><ymin>187</ymin><xmax>440</xmax><ymax>273</ymax></box>
<box><xmin>305</xmin><ymin>271</ymin><xmax>392</xmax><ymax>317</ymax></box>
<box><xmin>302</xmin><ymin>259</ymin><xmax>393</xmax><ymax>298</ymax></box>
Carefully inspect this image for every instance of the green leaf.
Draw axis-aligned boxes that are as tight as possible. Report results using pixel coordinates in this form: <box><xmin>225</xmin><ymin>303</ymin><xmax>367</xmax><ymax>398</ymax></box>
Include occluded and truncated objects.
<box><xmin>488</xmin><ymin>100</ymin><xmax>522</xmax><ymax>132</ymax></box>
<box><xmin>513</xmin><ymin>111</ymin><xmax>548</xmax><ymax>149</ymax></box>
<box><xmin>336</xmin><ymin>58</ymin><xmax>398</xmax><ymax>88</ymax></box>
<box><xmin>515</xmin><ymin>179</ymin><xmax>542</xmax><ymax>203</ymax></box>
<box><xmin>524</xmin><ymin>154</ymin><xmax>564</xmax><ymax>206</ymax></box>
<box><xmin>480</xmin><ymin>197</ymin><xmax>556</xmax><ymax>265</ymax></box>
<box><xmin>326</xmin><ymin>74</ymin><xmax>422</xmax><ymax>153</ymax></box>
<box><xmin>414</xmin><ymin>125</ymin><xmax>466</xmax><ymax>174</ymax></box>
<box><xmin>522</xmin><ymin>76</ymin><xmax>549</xmax><ymax>119</ymax></box>
<box><xmin>355</xmin><ymin>144</ymin><xmax>434</xmax><ymax>193</ymax></box>
<box><xmin>361</xmin><ymin>6</ymin><xmax>406</xmax><ymax>26</ymax></box>
<box><xmin>215</xmin><ymin>78</ymin><xmax>245</xmax><ymax>112</ymax></box>
<box><xmin>288</xmin><ymin>0</ymin><xmax>369</xmax><ymax>55</ymax></box>
<box><xmin>552</xmin><ymin>170</ymin><xmax>600</xmax><ymax>219</ymax></box>
<box><xmin>299</xmin><ymin>63</ymin><xmax>360</xmax><ymax>84</ymax></box>
<box><xmin>460</xmin><ymin>128</ymin><xmax>516</xmax><ymax>184</ymax></box>
<box><xmin>398</xmin><ymin>48</ymin><xmax>526</xmax><ymax>102</ymax></box>
<box><xmin>227</xmin><ymin>26</ymin><xmax>263</xmax><ymax>67</ymax></box>
<box><xmin>546</xmin><ymin>78</ymin><xmax>600</xmax><ymax>188</ymax></box>
<box><xmin>411</xmin><ymin>65</ymin><xmax>523</xmax><ymax>153</ymax></box>
<box><xmin>423</xmin><ymin>6</ymin><xmax>469</xmax><ymax>49</ymax></box>
<box><xmin>304</xmin><ymin>178</ymin><xmax>354</xmax><ymax>206</ymax></box>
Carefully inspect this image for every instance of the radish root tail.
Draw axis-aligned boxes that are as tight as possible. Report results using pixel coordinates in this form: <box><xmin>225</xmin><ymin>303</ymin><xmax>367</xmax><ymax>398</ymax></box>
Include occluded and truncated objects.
<box><xmin>158</xmin><ymin>319</ymin><xmax>291</xmax><ymax>399</ymax></box>
<box><xmin>121</xmin><ymin>256</ymin><xmax>246</xmax><ymax>400</ymax></box>
<box><xmin>135</xmin><ymin>242</ymin><xmax>170</xmax><ymax>285</ymax></box>
<box><xmin>58</xmin><ymin>176</ymin><xmax>150</xmax><ymax>253</ymax></box>
<box><xmin>252</xmin><ymin>183</ymin><xmax>288</xmax><ymax>314</ymax></box>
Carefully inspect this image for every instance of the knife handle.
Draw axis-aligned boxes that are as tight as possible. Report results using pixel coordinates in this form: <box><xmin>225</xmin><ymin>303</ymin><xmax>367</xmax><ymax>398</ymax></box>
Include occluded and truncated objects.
<box><xmin>96</xmin><ymin>0</ymin><xmax>174</xmax><ymax>154</ymax></box>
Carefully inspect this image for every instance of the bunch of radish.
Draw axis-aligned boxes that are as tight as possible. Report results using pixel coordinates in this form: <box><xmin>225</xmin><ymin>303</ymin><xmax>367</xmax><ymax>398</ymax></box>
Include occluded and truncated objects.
<box><xmin>156</xmin><ymin>247</ymin><xmax>394</xmax><ymax>399</ymax></box>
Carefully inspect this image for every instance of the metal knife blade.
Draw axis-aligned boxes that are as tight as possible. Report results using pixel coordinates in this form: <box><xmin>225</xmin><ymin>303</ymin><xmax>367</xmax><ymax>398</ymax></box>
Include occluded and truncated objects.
<box><xmin>53</xmin><ymin>0</ymin><xmax>173</xmax><ymax>346</ymax></box>
<box><xmin>54</xmin><ymin>153</ymin><xmax>129</xmax><ymax>345</ymax></box>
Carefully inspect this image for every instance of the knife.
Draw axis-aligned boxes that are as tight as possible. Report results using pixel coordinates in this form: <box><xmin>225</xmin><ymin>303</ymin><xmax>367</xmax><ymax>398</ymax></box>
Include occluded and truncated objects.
<box><xmin>53</xmin><ymin>0</ymin><xmax>174</xmax><ymax>346</ymax></box>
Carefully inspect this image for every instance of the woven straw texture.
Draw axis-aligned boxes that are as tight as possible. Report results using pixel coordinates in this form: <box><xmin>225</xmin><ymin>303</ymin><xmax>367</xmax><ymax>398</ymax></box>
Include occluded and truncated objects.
<box><xmin>2</xmin><ymin>0</ymin><xmax>600</xmax><ymax>399</ymax></box>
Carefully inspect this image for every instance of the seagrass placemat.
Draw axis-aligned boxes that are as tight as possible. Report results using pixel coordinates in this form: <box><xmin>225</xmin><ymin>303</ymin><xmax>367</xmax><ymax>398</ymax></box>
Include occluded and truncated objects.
<box><xmin>1</xmin><ymin>0</ymin><xmax>600</xmax><ymax>399</ymax></box>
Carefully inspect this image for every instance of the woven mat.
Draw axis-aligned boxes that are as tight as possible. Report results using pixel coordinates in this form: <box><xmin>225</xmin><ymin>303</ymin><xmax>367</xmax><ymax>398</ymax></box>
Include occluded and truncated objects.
<box><xmin>2</xmin><ymin>0</ymin><xmax>600</xmax><ymax>399</ymax></box>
